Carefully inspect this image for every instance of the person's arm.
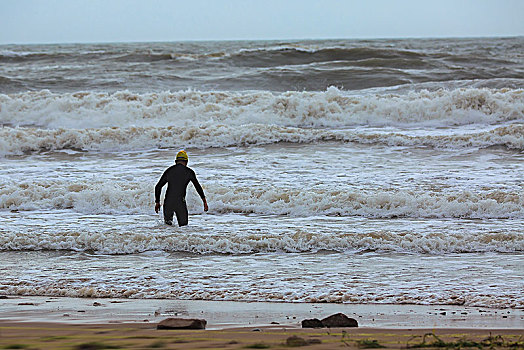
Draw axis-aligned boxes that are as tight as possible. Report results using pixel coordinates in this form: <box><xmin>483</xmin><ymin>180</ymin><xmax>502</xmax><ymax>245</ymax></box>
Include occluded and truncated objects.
<box><xmin>154</xmin><ymin>171</ymin><xmax>168</xmax><ymax>213</ymax></box>
<box><xmin>190</xmin><ymin>171</ymin><xmax>208</xmax><ymax>212</ymax></box>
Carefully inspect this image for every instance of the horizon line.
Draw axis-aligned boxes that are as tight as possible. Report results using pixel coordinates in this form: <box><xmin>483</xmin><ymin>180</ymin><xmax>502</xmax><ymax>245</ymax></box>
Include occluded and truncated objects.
<box><xmin>1</xmin><ymin>34</ymin><xmax>522</xmax><ymax>46</ymax></box>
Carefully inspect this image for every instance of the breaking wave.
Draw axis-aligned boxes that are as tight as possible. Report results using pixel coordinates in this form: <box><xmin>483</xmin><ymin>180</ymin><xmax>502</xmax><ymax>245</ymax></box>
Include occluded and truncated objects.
<box><xmin>1</xmin><ymin>123</ymin><xmax>522</xmax><ymax>155</ymax></box>
<box><xmin>1</xmin><ymin>177</ymin><xmax>523</xmax><ymax>255</ymax></box>
<box><xmin>1</xmin><ymin>272</ymin><xmax>521</xmax><ymax>307</ymax></box>
<box><xmin>2</xmin><ymin>88</ymin><xmax>522</xmax><ymax>129</ymax></box>
<box><xmin>1</xmin><ymin>179</ymin><xmax>522</xmax><ymax>220</ymax></box>
<box><xmin>1</xmin><ymin>88</ymin><xmax>523</xmax><ymax>155</ymax></box>
<box><xmin>1</xmin><ymin>225</ymin><xmax>522</xmax><ymax>255</ymax></box>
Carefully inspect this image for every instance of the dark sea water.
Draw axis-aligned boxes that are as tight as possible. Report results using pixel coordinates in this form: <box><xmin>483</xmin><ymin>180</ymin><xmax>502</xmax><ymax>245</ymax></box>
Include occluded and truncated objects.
<box><xmin>0</xmin><ymin>38</ymin><xmax>523</xmax><ymax>308</ymax></box>
<box><xmin>1</xmin><ymin>37</ymin><xmax>523</xmax><ymax>93</ymax></box>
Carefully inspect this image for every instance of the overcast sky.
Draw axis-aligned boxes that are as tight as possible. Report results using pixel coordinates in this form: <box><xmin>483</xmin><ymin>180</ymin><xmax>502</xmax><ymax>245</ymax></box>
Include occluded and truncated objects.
<box><xmin>1</xmin><ymin>0</ymin><xmax>523</xmax><ymax>44</ymax></box>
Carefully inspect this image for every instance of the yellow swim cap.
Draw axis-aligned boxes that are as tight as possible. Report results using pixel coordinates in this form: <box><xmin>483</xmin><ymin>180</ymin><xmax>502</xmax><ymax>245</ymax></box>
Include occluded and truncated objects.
<box><xmin>176</xmin><ymin>150</ymin><xmax>188</xmax><ymax>161</ymax></box>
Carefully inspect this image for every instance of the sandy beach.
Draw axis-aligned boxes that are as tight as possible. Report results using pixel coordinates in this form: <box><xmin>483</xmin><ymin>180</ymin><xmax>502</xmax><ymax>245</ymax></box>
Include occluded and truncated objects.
<box><xmin>1</xmin><ymin>322</ymin><xmax>523</xmax><ymax>350</ymax></box>
<box><xmin>1</xmin><ymin>296</ymin><xmax>523</xmax><ymax>349</ymax></box>
<box><xmin>1</xmin><ymin>296</ymin><xmax>523</xmax><ymax>329</ymax></box>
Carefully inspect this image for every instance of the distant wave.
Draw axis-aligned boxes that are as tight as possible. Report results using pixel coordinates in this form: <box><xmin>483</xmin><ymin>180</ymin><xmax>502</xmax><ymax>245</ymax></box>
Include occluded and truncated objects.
<box><xmin>225</xmin><ymin>46</ymin><xmax>427</xmax><ymax>68</ymax></box>
<box><xmin>0</xmin><ymin>75</ymin><xmax>25</xmax><ymax>92</ymax></box>
<box><xmin>0</xmin><ymin>46</ymin><xmax>425</xmax><ymax>64</ymax></box>
<box><xmin>0</xmin><ymin>50</ymin><xmax>106</xmax><ymax>63</ymax></box>
<box><xmin>2</xmin><ymin>38</ymin><xmax>522</xmax><ymax>92</ymax></box>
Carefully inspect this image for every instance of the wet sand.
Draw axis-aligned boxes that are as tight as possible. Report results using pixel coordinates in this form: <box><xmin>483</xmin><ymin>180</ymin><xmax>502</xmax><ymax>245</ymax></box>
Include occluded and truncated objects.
<box><xmin>1</xmin><ymin>296</ymin><xmax>522</xmax><ymax>349</ymax></box>
<box><xmin>1</xmin><ymin>296</ymin><xmax>522</xmax><ymax>329</ymax></box>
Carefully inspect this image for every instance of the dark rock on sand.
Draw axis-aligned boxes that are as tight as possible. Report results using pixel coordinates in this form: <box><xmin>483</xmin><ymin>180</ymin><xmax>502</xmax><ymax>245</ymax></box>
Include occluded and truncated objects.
<box><xmin>301</xmin><ymin>318</ymin><xmax>324</xmax><ymax>328</ymax></box>
<box><xmin>321</xmin><ymin>313</ymin><xmax>358</xmax><ymax>327</ymax></box>
<box><xmin>157</xmin><ymin>318</ymin><xmax>206</xmax><ymax>330</ymax></box>
<box><xmin>0</xmin><ymin>295</ymin><xmax>8</xmax><ymax>299</ymax></box>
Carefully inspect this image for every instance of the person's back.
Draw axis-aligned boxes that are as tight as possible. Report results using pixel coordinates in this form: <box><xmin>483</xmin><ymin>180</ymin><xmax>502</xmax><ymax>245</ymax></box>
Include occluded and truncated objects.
<box><xmin>155</xmin><ymin>150</ymin><xmax>208</xmax><ymax>226</ymax></box>
<box><xmin>161</xmin><ymin>163</ymin><xmax>202</xmax><ymax>200</ymax></box>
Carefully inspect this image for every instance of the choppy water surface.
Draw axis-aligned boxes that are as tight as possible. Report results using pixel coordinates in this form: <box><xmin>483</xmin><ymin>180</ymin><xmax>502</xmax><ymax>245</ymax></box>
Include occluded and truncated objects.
<box><xmin>0</xmin><ymin>38</ymin><xmax>523</xmax><ymax>308</ymax></box>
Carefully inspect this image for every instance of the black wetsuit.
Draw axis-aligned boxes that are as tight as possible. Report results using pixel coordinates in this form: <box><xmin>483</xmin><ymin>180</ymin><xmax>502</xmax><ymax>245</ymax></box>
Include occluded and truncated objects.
<box><xmin>155</xmin><ymin>163</ymin><xmax>206</xmax><ymax>226</ymax></box>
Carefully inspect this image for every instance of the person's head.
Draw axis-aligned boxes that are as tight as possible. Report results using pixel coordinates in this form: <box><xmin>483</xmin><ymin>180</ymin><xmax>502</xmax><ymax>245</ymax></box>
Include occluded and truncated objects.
<box><xmin>175</xmin><ymin>150</ymin><xmax>188</xmax><ymax>165</ymax></box>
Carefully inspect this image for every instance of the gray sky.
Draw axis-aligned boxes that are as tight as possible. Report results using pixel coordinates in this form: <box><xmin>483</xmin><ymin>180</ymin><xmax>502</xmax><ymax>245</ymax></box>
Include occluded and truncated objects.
<box><xmin>1</xmin><ymin>0</ymin><xmax>523</xmax><ymax>44</ymax></box>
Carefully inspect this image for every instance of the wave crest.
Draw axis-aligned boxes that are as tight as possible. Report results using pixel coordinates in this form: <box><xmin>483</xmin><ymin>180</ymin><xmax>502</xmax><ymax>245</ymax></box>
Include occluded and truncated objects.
<box><xmin>1</xmin><ymin>179</ymin><xmax>522</xmax><ymax>219</ymax></box>
<box><xmin>1</xmin><ymin>88</ymin><xmax>522</xmax><ymax>129</ymax></box>
<box><xmin>1</xmin><ymin>227</ymin><xmax>522</xmax><ymax>255</ymax></box>
<box><xmin>1</xmin><ymin>123</ymin><xmax>522</xmax><ymax>155</ymax></box>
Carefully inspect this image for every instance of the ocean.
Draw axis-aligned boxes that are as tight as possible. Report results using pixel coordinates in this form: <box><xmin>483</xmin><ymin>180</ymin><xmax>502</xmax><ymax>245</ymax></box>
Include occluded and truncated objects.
<box><xmin>0</xmin><ymin>38</ymin><xmax>523</xmax><ymax>309</ymax></box>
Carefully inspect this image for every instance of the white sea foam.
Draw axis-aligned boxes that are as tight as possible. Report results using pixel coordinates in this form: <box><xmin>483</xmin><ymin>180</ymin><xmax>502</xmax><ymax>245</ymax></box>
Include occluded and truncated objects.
<box><xmin>1</xmin><ymin>222</ymin><xmax>522</xmax><ymax>254</ymax></box>
<box><xmin>0</xmin><ymin>123</ymin><xmax>522</xmax><ymax>156</ymax></box>
<box><xmin>1</xmin><ymin>88</ymin><xmax>522</xmax><ymax>129</ymax></box>
<box><xmin>1</xmin><ymin>88</ymin><xmax>522</xmax><ymax>155</ymax></box>
<box><xmin>1</xmin><ymin>179</ymin><xmax>522</xmax><ymax>219</ymax></box>
<box><xmin>1</xmin><ymin>284</ymin><xmax>520</xmax><ymax>308</ymax></box>
<box><xmin>0</xmin><ymin>249</ymin><xmax>522</xmax><ymax>308</ymax></box>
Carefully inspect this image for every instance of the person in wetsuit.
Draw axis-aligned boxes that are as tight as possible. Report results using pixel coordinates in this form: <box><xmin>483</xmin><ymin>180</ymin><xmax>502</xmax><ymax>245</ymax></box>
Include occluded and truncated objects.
<box><xmin>154</xmin><ymin>150</ymin><xmax>208</xmax><ymax>226</ymax></box>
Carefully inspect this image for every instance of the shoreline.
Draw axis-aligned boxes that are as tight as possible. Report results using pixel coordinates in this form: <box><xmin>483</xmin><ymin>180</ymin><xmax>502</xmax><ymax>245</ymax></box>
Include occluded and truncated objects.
<box><xmin>1</xmin><ymin>296</ymin><xmax>522</xmax><ymax>330</ymax></box>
